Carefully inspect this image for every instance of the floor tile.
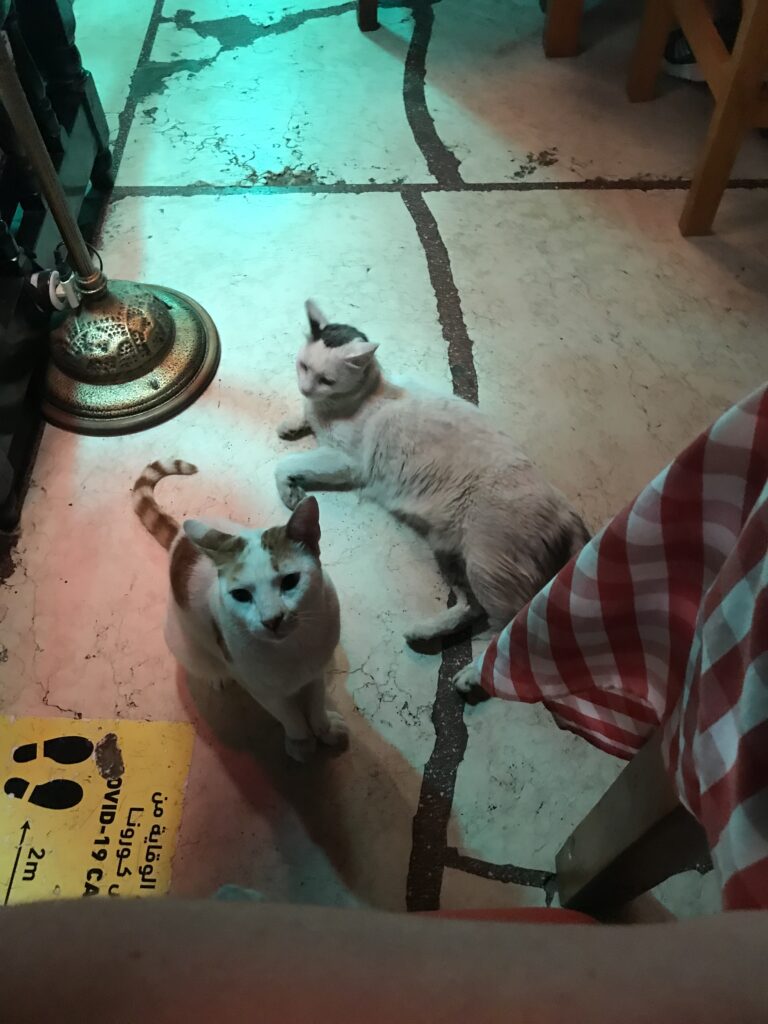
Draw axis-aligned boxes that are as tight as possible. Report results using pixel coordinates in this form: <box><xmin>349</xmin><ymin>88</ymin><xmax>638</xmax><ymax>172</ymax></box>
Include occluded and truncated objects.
<box><xmin>454</xmin><ymin>699</ymin><xmax>622</xmax><ymax>871</ymax></box>
<box><xmin>118</xmin><ymin>3</ymin><xmax>428</xmax><ymax>186</ymax></box>
<box><xmin>428</xmin><ymin>188</ymin><xmax>768</xmax><ymax>526</ymax></box>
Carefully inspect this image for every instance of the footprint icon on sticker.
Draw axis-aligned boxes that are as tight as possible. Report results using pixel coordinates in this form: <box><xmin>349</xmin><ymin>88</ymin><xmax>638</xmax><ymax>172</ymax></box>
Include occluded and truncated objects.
<box><xmin>4</xmin><ymin>736</ymin><xmax>94</xmax><ymax>810</ymax></box>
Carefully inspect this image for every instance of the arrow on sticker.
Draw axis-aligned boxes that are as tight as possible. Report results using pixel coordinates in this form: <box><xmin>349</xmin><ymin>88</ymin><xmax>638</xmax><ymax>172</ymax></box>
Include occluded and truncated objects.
<box><xmin>3</xmin><ymin>820</ymin><xmax>30</xmax><ymax>906</ymax></box>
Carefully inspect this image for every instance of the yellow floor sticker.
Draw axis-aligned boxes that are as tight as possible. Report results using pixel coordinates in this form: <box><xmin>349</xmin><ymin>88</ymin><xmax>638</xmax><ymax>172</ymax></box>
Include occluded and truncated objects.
<box><xmin>0</xmin><ymin>717</ymin><xmax>194</xmax><ymax>904</ymax></box>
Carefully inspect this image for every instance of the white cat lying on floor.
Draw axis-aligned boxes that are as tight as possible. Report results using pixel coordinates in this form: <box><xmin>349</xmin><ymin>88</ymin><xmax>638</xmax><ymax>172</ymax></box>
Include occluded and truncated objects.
<box><xmin>276</xmin><ymin>301</ymin><xmax>589</xmax><ymax>656</ymax></box>
<box><xmin>133</xmin><ymin>460</ymin><xmax>348</xmax><ymax>762</ymax></box>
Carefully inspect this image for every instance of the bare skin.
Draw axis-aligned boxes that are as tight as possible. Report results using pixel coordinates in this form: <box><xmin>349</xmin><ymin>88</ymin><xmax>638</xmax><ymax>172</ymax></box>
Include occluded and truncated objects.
<box><xmin>1</xmin><ymin>899</ymin><xmax>767</xmax><ymax>1024</ymax></box>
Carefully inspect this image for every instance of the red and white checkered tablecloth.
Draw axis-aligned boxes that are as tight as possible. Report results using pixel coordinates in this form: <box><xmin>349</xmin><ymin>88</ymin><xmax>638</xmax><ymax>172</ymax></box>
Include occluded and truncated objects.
<box><xmin>479</xmin><ymin>385</ymin><xmax>768</xmax><ymax>911</ymax></box>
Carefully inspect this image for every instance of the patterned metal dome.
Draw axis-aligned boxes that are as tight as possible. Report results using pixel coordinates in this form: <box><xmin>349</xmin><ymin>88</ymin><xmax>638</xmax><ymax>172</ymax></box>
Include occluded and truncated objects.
<box><xmin>51</xmin><ymin>281</ymin><xmax>175</xmax><ymax>384</ymax></box>
<box><xmin>44</xmin><ymin>280</ymin><xmax>220</xmax><ymax>436</ymax></box>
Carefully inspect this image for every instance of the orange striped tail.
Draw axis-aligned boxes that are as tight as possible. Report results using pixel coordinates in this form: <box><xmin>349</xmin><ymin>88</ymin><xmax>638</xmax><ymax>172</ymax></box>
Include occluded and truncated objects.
<box><xmin>132</xmin><ymin>459</ymin><xmax>198</xmax><ymax>550</ymax></box>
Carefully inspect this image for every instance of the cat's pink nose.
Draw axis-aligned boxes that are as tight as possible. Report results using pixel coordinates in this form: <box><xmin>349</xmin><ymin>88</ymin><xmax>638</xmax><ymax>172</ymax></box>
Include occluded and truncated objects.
<box><xmin>262</xmin><ymin>614</ymin><xmax>284</xmax><ymax>633</ymax></box>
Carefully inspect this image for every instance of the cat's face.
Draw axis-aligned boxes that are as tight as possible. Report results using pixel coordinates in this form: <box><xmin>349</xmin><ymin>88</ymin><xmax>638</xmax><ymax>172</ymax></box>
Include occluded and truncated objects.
<box><xmin>296</xmin><ymin>300</ymin><xmax>378</xmax><ymax>400</ymax></box>
<box><xmin>184</xmin><ymin>498</ymin><xmax>322</xmax><ymax>641</ymax></box>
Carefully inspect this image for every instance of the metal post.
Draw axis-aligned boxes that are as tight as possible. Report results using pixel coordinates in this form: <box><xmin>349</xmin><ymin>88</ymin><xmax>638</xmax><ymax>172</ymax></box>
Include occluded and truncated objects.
<box><xmin>0</xmin><ymin>29</ymin><xmax>105</xmax><ymax>296</ymax></box>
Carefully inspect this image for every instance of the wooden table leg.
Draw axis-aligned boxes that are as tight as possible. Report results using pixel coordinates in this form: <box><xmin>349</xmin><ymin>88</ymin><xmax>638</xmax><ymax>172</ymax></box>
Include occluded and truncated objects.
<box><xmin>543</xmin><ymin>0</ymin><xmax>584</xmax><ymax>57</ymax></box>
<box><xmin>680</xmin><ymin>0</ymin><xmax>768</xmax><ymax>235</ymax></box>
<box><xmin>357</xmin><ymin>0</ymin><xmax>379</xmax><ymax>32</ymax></box>
<box><xmin>627</xmin><ymin>0</ymin><xmax>676</xmax><ymax>101</ymax></box>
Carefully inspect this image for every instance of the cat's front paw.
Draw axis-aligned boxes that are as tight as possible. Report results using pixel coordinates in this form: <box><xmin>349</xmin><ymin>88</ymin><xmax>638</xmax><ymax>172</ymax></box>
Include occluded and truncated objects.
<box><xmin>285</xmin><ymin>735</ymin><xmax>317</xmax><ymax>763</ymax></box>
<box><xmin>316</xmin><ymin>710</ymin><xmax>350</xmax><ymax>751</ymax></box>
<box><xmin>404</xmin><ymin>623</ymin><xmax>443</xmax><ymax>654</ymax></box>
<box><xmin>277</xmin><ymin>417</ymin><xmax>310</xmax><ymax>441</ymax></box>
<box><xmin>453</xmin><ymin>662</ymin><xmax>483</xmax><ymax>696</ymax></box>
<box><xmin>453</xmin><ymin>662</ymin><xmax>480</xmax><ymax>694</ymax></box>
<box><xmin>276</xmin><ymin>473</ymin><xmax>306</xmax><ymax>510</ymax></box>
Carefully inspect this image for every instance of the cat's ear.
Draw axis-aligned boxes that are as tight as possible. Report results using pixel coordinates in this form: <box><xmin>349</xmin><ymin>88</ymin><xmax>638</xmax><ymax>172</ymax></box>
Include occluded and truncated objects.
<box><xmin>183</xmin><ymin>521</ymin><xmax>246</xmax><ymax>566</ymax></box>
<box><xmin>285</xmin><ymin>496</ymin><xmax>321</xmax><ymax>557</ymax></box>
<box><xmin>305</xmin><ymin>299</ymin><xmax>327</xmax><ymax>342</ymax></box>
<box><xmin>344</xmin><ymin>339</ymin><xmax>379</xmax><ymax>370</ymax></box>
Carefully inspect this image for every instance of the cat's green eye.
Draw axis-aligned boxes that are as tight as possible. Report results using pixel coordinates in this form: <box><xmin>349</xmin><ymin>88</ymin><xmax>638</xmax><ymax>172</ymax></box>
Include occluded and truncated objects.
<box><xmin>319</xmin><ymin>376</ymin><xmax>335</xmax><ymax>387</ymax></box>
<box><xmin>230</xmin><ymin>588</ymin><xmax>252</xmax><ymax>603</ymax></box>
<box><xmin>281</xmin><ymin>573</ymin><xmax>300</xmax><ymax>592</ymax></box>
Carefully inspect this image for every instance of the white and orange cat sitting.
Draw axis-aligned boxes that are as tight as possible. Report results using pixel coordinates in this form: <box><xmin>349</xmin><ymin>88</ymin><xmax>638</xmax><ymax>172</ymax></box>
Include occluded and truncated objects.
<box><xmin>133</xmin><ymin>460</ymin><xmax>348</xmax><ymax>762</ymax></box>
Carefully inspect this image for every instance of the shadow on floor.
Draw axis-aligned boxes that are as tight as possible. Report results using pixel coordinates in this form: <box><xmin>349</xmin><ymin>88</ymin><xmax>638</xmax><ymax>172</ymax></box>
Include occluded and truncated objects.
<box><xmin>176</xmin><ymin>651</ymin><xmax>441</xmax><ymax>910</ymax></box>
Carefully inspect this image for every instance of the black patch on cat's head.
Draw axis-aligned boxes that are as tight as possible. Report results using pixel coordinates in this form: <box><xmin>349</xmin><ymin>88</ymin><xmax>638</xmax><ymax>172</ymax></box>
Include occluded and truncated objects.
<box><xmin>318</xmin><ymin>323</ymin><xmax>369</xmax><ymax>348</ymax></box>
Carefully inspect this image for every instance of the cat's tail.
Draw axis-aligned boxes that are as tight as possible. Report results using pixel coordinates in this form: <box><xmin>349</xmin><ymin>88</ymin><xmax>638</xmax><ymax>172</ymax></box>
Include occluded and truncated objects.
<box><xmin>570</xmin><ymin>516</ymin><xmax>592</xmax><ymax>560</ymax></box>
<box><xmin>132</xmin><ymin>459</ymin><xmax>198</xmax><ymax>551</ymax></box>
<box><xmin>547</xmin><ymin>513</ymin><xmax>592</xmax><ymax>577</ymax></box>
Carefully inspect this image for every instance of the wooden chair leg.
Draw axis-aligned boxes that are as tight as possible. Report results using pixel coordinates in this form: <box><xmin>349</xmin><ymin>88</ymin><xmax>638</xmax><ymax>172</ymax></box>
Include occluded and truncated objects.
<box><xmin>357</xmin><ymin>0</ymin><xmax>379</xmax><ymax>32</ymax></box>
<box><xmin>556</xmin><ymin>734</ymin><xmax>710</xmax><ymax>915</ymax></box>
<box><xmin>680</xmin><ymin>0</ymin><xmax>768</xmax><ymax>236</ymax></box>
<box><xmin>543</xmin><ymin>0</ymin><xmax>584</xmax><ymax>58</ymax></box>
<box><xmin>627</xmin><ymin>0</ymin><xmax>676</xmax><ymax>102</ymax></box>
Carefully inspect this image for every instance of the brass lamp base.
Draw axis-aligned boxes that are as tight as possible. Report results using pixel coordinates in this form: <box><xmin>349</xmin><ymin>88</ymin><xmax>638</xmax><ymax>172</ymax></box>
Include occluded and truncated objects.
<box><xmin>43</xmin><ymin>280</ymin><xmax>220</xmax><ymax>436</ymax></box>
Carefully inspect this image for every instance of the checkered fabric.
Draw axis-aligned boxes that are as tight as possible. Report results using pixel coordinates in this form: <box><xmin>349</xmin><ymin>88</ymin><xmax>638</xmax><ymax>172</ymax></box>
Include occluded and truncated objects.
<box><xmin>479</xmin><ymin>385</ymin><xmax>768</xmax><ymax>910</ymax></box>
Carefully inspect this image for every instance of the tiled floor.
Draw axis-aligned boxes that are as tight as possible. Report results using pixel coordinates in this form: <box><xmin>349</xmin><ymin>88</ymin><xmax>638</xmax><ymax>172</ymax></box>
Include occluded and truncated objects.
<box><xmin>3</xmin><ymin>0</ymin><xmax>767</xmax><ymax>915</ymax></box>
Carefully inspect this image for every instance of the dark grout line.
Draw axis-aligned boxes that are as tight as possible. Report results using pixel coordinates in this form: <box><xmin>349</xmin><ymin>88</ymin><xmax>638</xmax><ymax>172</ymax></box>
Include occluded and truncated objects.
<box><xmin>398</xmin><ymin>0</ymin><xmax>529</xmax><ymax>913</ymax></box>
<box><xmin>402</xmin><ymin>190</ymin><xmax>476</xmax><ymax>403</ymax></box>
<box><xmin>106</xmin><ymin>178</ymin><xmax>768</xmax><ymax>200</ymax></box>
<box><xmin>91</xmin><ymin>0</ymin><xmax>165</xmax><ymax>246</ymax></box>
<box><xmin>399</xmin><ymin>0</ymin><xmax>471</xmax><ymax>916</ymax></box>
<box><xmin>402</xmin><ymin>189</ymin><xmax>477</xmax><ymax>912</ymax></box>
<box><xmin>444</xmin><ymin>847</ymin><xmax>555</xmax><ymax>892</ymax></box>
<box><xmin>110</xmin><ymin>0</ymin><xmax>166</xmax><ymax>181</ymax></box>
<box><xmin>403</xmin><ymin>0</ymin><xmax>463</xmax><ymax>187</ymax></box>
<box><xmin>406</xmin><ymin>630</ymin><xmax>473</xmax><ymax>911</ymax></box>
